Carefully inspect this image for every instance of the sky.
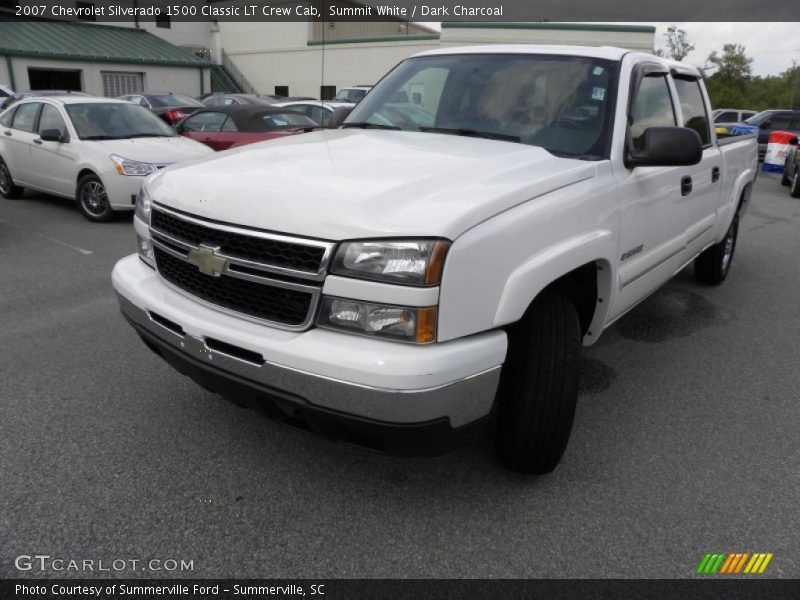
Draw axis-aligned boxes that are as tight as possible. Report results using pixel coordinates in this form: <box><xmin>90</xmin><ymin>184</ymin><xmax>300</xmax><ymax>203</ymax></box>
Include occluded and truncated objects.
<box><xmin>652</xmin><ymin>23</ymin><xmax>799</xmax><ymax>76</ymax></box>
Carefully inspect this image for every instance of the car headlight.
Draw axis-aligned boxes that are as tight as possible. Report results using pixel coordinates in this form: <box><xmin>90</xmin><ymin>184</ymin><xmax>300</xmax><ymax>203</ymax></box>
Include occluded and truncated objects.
<box><xmin>134</xmin><ymin>184</ymin><xmax>152</xmax><ymax>224</ymax></box>
<box><xmin>111</xmin><ymin>154</ymin><xmax>157</xmax><ymax>176</ymax></box>
<box><xmin>331</xmin><ymin>239</ymin><xmax>449</xmax><ymax>286</ymax></box>
<box><xmin>317</xmin><ymin>297</ymin><xmax>436</xmax><ymax>343</ymax></box>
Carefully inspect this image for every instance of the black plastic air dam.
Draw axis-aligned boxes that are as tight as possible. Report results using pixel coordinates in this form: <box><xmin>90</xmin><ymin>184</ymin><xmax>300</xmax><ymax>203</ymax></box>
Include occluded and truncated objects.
<box><xmin>124</xmin><ymin>312</ymin><xmax>492</xmax><ymax>457</ymax></box>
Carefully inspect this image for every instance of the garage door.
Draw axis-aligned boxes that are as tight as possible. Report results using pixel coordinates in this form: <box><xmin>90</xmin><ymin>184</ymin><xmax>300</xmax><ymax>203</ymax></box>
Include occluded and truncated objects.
<box><xmin>102</xmin><ymin>71</ymin><xmax>144</xmax><ymax>97</ymax></box>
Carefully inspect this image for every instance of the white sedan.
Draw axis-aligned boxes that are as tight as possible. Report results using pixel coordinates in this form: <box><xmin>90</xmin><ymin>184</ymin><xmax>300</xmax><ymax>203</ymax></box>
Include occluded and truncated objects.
<box><xmin>0</xmin><ymin>96</ymin><xmax>212</xmax><ymax>221</ymax></box>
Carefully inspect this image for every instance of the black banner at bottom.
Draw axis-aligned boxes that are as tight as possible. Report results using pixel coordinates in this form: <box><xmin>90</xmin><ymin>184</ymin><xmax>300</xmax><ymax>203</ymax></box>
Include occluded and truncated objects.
<box><xmin>2</xmin><ymin>579</ymin><xmax>800</xmax><ymax>600</ymax></box>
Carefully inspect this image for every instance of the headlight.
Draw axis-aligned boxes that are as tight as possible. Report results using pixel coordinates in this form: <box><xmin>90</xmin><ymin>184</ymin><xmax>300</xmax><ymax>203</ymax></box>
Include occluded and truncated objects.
<box><xmin>331</xmin><ymin>239</ymin><xmax>449</xmax><ymax>286</ymax></box>
<box><xmin>135</xmin><ymin>185</ymin><xmax>152</xmax><ymax>224</ymax></box>
<box><xmin>317</xmin><ymin>297</ymin><xmax>436</xmax><ymax>344</ymax></box>
<box><xmin>110</xmin><ymin>154</ymin><xmax>157</xmax><ymax>176</ymax></box>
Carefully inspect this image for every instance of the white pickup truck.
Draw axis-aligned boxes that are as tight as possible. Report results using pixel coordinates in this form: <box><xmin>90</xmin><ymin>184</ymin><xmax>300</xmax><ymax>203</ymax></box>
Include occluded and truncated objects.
<box><xmin>112</xmin><ymin>46</ymin><xmax>757</xmax><ymax>474</ymax></box>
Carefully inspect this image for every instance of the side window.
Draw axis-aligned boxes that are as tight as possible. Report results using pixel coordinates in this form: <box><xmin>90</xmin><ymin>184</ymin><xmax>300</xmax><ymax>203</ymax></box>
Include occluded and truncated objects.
<box><xmin>38</xmin><ymin>104</ymin><xmax>68</xmax><ymax>136</ymax></box>
<box><xmin>672</xmin><ymin>77</ymin><xmax>710</xmax><ymax>146</ymax></box>
<box><xmin>312</xmin><ymin>106</ymin><xmax>329</xmax><ymax>126</ymax></box>
<box><xmin>12</xmin><ymin>103</ymin><xmax>41</xmax><ymax>133</ymax></box>
<box><xmin>629</xmin><ymin>75</ymin><xmax>676</xmax><ymax>150</ymax></box>
<box><xmin>220</xmin><ymin>117</ymin><xmax>237</xmax><ymax>132</ymax></box>
<box><xmin>770</xmin><ymin>114</ymin><xmax>792</xmax><ymax>130</ymax></box>
<box><xmin>182</xmin><ymin>112</ymin><xmax>227</xmax><ymax>132</ymax></box>
<box><xmin>0</xmin><ymin>106</ymin><xmax>16</xmax><ymax>127</ymax></box>
<box><xmin>714</xmin><ymin>111</ymin><xmax>738</xmax><ymax>123</ymax></box>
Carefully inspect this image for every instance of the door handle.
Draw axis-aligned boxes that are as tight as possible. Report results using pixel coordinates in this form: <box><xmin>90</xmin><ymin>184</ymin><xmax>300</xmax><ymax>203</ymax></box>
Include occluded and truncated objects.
<box><xmin>712</xmin><ymin>166</ymin><xmax>720</xmax><ymax>182</ymax></box>
<box><xmin>681</xmin><ymin>175</ymin><xmax>693</xmax><ymax>196</ymax></box>
<box><xmin>33</xmin><ymin>139</ymin><xmax>43</xmax><ymax>145</ymax></box>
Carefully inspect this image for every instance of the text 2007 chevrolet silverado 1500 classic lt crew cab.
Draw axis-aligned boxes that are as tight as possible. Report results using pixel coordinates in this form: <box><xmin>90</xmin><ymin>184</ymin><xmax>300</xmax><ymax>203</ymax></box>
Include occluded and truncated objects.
<box><xmin>113</xmin><ymin>46</ymin><xmax>757</xmax><ymax>474</ymax></box>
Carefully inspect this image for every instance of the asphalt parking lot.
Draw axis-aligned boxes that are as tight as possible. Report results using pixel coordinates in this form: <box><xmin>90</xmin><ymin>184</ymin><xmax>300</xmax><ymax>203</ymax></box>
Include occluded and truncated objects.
<box><xmin>0</xmin><ymin>174</ymin><xmax>798</xmax><ymax>579</ymax></box>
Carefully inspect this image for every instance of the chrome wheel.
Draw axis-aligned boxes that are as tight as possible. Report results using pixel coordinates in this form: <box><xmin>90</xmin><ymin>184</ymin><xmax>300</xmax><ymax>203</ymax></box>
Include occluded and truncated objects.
<box><xmin>721</xmin><ymin>218</ymin><xmax>737</xmax><ymax>273</ymax></box>
<box><xmin>0</xmin><ymin>162</ymin><xmax>11</xmax><ymax>195</ymax></box>
<box><xmin>79</xmin><ymin>180</ymin><xmax>109</xmax><ymax>217</ymax></box>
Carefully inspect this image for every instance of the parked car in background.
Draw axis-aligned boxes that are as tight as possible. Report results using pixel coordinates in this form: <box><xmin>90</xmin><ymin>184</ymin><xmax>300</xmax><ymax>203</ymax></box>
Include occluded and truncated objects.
<box><xmin>782</xmin><ymin>135</ymin><xmax>800</xmax><ymax>197</ymax></box>
<box><xmin>0</xmin><ymin>84</ymin><xmax>14</xmax><ymax>99</ymax></box>
<box><xmin>118</xmin><ymin>92</ymin><xmax>205</xmax><ymax>126</ymax></box>
<box><xmin>174</xmin><ymin>105</ymin><xmax>319</xmax><ymax>151</ymax></box>
<box><xmin>740</xmin><ymin>109</ymin><xmax>800</xmax><ymax>160</ymax></box>
<box><xmin>1</xmin><ymin>90</ymin><xmax>91</xmax><ymax>110</ymax></box>
<box><xmin>712</xmin><ymin>108</ymin><xmax>756</xmax><ymax>124</ymax></box>
<box><xmin>273</xmin><ymin>100</ymin><xmax>354</xmax><ymax>126</ymax></box>
<box><xmin>0</xmin><ymin>97</ymin><xmax>212</xmax><ymax>221</ymax></box>
<box><xmin>199</xmin><ymin>93</ymin><xmax>277</xmax><ymax>107</ymax></box>
<box><xmin>332</xmin><ymin>86</ymin><xmax>372</xmax><ymax>103</ymax></box>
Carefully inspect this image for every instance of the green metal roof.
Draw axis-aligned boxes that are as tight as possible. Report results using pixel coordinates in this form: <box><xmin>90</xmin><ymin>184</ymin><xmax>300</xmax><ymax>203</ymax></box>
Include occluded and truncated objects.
<box><xmin>0</xmin><ymin>20</ymin><xmax>208</xmax><ymax>67</ymax></box>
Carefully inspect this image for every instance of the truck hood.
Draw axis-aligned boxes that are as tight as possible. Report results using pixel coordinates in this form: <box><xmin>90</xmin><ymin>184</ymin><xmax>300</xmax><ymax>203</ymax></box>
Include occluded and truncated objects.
<box><xmin>147</xmin><ymin>129</ymin><xmax>596</xmax><ymax>240</ymax></box>
<box><xmin>88</xmin><ymin>136</ymin><xmax>212</xmax><ymax>164</ymax></box>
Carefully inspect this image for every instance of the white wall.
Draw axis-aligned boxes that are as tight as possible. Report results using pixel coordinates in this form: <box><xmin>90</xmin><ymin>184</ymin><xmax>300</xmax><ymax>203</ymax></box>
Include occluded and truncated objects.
<box><xmin>6</xmin><ymin>57</ymin><xmax>208</xmax><ymax>96</ymax></box>
<box><xmin>0</xmin><ymin>59</ymin><xmax>10</xmax><ymax>90</ymax></box>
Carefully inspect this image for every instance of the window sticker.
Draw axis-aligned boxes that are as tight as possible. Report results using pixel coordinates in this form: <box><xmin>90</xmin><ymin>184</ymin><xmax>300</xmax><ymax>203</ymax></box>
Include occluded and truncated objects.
<box><xmin>592</xmin><ymin>86</ymin><xmax>606</xmax><ymax>101</ymax></box>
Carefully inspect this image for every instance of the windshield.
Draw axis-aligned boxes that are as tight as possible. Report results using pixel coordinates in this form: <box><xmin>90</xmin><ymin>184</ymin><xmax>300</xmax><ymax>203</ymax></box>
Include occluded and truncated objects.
<box><xmin>333</xmin><ymin>88</ymin><xmax>368</xmax><ymax>102</ymax></box>
<box><xmin>147</xmin><ymin>93</ymin><xmax>203</xmax><ymax>108</ymax></box>
<box><xmin>743</xmin><ymin>111</ymin><xmax>774</xmax><ymax>126</ymax></box>
<box><xmin>66</xmin><ymin>103</ymin><xmax>177</xmax><ymax>140</ymax></box>
<box><xmin>258</xmin><ymin>112</ymin><xmax>317</xmax><ymax>130</ymax></box>
<box><xmin>346</xmin><ymin>54</ymin><xmax>619</xmax><ymax>159</ymax></box>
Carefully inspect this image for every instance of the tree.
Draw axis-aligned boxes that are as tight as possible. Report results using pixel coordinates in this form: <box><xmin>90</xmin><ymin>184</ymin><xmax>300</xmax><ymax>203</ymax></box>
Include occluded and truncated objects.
<box><xmin>704</xmin><ymin>44</ymin><xmax>754</xmax><ymax>109</ymax></box>
<box><xmin>660</xmin><ymin>26</ymin><xmax>695</xmax><ymax>62</ymax></box>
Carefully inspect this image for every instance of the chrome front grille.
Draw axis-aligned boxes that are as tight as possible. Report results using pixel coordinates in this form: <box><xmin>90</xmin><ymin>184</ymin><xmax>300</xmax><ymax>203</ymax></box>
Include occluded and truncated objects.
<box><xmin>149</xmin><ymin>204</ymin><xmax>334</xmax><ymax>330</ymax></box>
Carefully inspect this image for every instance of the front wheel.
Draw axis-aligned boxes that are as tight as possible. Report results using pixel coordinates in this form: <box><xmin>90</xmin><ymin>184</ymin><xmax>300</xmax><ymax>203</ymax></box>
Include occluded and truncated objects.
<box><xmin>694</xmin><ymin>213</ymin><xmax>739</xmax><ymax>285</ymax></box>
<box><xmin>781</xmin><ymin>160</ymin><xmax>791</xmax><ymax>186</ymax></box>
<box><xmin>0</xmin><ymin>158</ymin><xmax>24</xmax><ymax>199</ymax></box>
<box><xmin>76</xmin><ymin>174</ymin><xmax>115</xmax><ymax>222</ymax></box>
<box><xmin>496</xmin><ymin>291</ymin><xmax>581</xmax><ymax>474</ymax></box>
<box><xmin>791</xmin><ymin>170</ymin><xmax>800</xmax><ymax>199</ymax></box>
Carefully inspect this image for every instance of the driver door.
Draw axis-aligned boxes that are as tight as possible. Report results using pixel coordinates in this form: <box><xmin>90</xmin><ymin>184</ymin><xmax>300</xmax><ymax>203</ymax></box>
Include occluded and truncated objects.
<box><xmin>30</xmin><ymin>103</ymin><xmax>79</xmax><ymax>196</ymax></box>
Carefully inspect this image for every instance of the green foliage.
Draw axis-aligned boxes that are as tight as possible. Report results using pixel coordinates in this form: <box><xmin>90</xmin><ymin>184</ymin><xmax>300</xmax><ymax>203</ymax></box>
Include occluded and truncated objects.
<box><xmin>663</xmin><ymin>26</ymin><xmax>695</xmax><ymax>62</ymax></box>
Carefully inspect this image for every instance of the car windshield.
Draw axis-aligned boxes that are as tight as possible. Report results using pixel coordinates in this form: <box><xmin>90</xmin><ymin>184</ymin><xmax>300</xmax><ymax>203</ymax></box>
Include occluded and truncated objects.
<box><xmin>147</xmin><ymin>93</ymin><xmax>203</xmax><ymax>108</ymax></box>
<box><xmin>345</xmin><ymin>54</ymin><xmax>619</xmax><ymax>159</ymax></box>
<box><xmin>259</xmin><ymin>112</ymin><xmax>317</xmax><ymax>130</ymax></box>
<box><xmin>66</xmin><ymin>103</ymin><xmax>177</xmax><ymax>139</ymax></box>
<box><xmin>744</xmin><ymin>111</ymin><xmax>774</xmax><ymax>126</ymax></box>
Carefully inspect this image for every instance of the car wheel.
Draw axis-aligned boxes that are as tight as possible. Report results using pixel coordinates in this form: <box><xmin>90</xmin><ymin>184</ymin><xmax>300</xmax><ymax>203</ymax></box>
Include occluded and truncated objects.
<box><xmin>791</xmin><ymin>170</ymin><xmax>800</xmax><ymax>199</ymax></box>
<box><xmin>0</xmin><ymin>158</ymin><xmax>24</xmax><ymax>199</ymax></box>
<box><xmin>781</xmin><ymin>160</ymin><xmax>792</xmax><ymax>186</ymax></box>
<box><xmin>76</xmin><ymin>174</ymin><xmax>115</xmax><ymax>222</ymax></box>
<box><xmin>694</xmin><ymin>212</ymin><xmax>739</xmax><ymax>285</ymax></box>
<box><xmin>496</xmin><ymin>291</ymin><xmax>581</xmax><ymax>475</ymax></box>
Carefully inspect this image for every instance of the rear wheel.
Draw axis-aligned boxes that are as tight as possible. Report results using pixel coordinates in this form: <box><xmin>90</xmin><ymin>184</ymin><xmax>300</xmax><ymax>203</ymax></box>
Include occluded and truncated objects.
<box><xmin>76</xmin><ymin>174</ymin><xmax>115</xmax><ymax>222</ymax></box>
<box><xmin>694</xmin><ymin>213</ymin><xmax>739</xmax><ymax>285</ymax></box>
<box><xmin>0</xmin><ymin>158</ymin><xmax>24</xmax><ymax>199</ymax></box>
<box><xmin>496</xmin><ymin>291</ymin><xmax>581</xmax><ymax>474</ymax></box>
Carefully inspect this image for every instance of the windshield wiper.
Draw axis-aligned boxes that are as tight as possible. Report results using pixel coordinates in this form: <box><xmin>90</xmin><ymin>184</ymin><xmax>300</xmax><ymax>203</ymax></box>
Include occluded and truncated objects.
<box><xmin>81</xmin><ymin>135</ymin><xmax>120</xmax><ymax>140</ymax></box>
<box><xmin>123</xmin><ymin>133</ymin><xmax>174</xmax><ymax>138</ymax></box>
<box><xmin>341</xmin><ymin>122</ymin><xmax>401</xmax><ymax>130</ymax></box>
<box><xmin>419</xmin><ymin>127</ymin><xmax>520</xmax><ymax>143</ymax></box>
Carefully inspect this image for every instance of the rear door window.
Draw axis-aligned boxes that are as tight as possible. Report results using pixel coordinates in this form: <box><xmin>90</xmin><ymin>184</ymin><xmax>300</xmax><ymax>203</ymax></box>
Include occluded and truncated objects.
<box><xmin>672</xmin><ymin>77</ymin><xmax>711</xmax><ymax>146</ymax></box>
<box><xmin>12</xmin><ymin>102</ymin><xmax>41</xmax><ymax>132</ymax></box>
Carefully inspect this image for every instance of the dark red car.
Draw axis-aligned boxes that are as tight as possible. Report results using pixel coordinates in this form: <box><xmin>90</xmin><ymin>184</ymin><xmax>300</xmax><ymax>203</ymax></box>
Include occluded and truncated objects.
<box><xmin>174</xmin><ymin>105</ymin><xmax>319</xmax><ymax>151</ymax></box>
<box><xmin>118</xmin><ymin>92</ymin><xmax>204</xmax><ymax>125</ymax></box>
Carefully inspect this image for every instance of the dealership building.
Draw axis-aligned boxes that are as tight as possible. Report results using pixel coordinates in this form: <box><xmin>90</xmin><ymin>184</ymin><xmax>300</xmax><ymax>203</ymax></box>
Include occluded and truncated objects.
<box><xmin>0</xmin><ymin>2</ymin><xmax>655</xmax><ymax>99</ymax></box>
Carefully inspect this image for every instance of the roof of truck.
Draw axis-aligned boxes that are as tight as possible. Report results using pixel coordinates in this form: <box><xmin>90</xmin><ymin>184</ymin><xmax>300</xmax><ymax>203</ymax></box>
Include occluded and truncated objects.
<box><xmin>413</xmin><ymin>45</ymin><xmax>633</xmax><ymax>61</ymax></box>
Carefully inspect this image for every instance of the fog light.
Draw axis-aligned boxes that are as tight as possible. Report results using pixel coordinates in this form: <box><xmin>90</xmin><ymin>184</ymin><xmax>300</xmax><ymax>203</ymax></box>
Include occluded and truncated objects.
<box><xmin>318</xmin><ymin>297</ymin><xmax>436</xmax><ymax>343</ymax></box>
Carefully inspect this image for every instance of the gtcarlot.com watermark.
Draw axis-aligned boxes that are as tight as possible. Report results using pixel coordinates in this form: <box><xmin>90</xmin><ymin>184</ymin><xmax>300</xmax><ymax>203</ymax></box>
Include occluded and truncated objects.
<box><xmin>14</xmin><ymin>554</ymin><xmax>194</xmax><ymax>573</ymax></box>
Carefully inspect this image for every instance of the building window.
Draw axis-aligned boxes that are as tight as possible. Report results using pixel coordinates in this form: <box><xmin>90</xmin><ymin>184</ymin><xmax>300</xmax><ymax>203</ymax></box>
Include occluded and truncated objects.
<box><xmin>28</xmin><ymin>68</ymin><xmax>82</xmax><ymax>91</ymax></box>
<box><xmin>102</xmin><ymin>71</ymin><xmax>144</xmax><ymax>97</ymax></box>
<box><xmin>156</xmin><ymin>14</ymin><xmax>171</xmax><ymax>29</ymax></box>
<box><xmin>75</xmin><ymin>2</ymin><xmax>96</xmax><ymax>21</ymax></box>
<box><xmin>320</xmin><ymin>85</ymin><xmax>336</xmax><ymax>101</ymax></box>
<box><xmin>274</xmin><ymin>86</ymin><xmax>289</xmax><ymax>98</ymax></box>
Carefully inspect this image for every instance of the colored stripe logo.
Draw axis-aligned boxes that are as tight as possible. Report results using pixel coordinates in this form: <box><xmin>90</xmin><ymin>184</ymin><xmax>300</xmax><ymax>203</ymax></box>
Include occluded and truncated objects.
<box><xmin>697</xmin><ymin>552</ymin><xmax>773</xmax><ymax>574</ymax></box>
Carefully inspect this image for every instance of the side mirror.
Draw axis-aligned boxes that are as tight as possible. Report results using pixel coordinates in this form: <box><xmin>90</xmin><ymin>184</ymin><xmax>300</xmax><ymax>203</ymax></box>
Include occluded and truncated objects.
<box><xmin>789</xmin><ymin>137</ymin><xmax>798</xmax><ymax>146</ymax></box>
<box><xmin>626</xmin><ymin>126</ymin><xmax>702</xmax><ymax>168</ymax></box>
<box><xmin>327</xmin><ymin>106</ymin><xmax>353</xmax><ymax>129</ymax></box>
<box><xmin>40</xmin><ymin>129</ymin><xmax>67</xmax><ymax>143</ymax></box>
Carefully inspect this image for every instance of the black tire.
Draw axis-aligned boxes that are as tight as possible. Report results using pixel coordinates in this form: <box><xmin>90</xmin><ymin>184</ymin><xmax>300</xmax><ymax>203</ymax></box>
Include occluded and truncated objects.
<box><xmin>781</xmin><ymin>160</ymin><xmax>791</xmax><ymax>186</ymax></box>
<box><xmin>496</xmin><ymin>291</ymin><xmax>581</xmax><ymax>474</ymax></box>
<box><xmin>791</xmin><ymin>169</ymin><xmax>800</xmax><ymax>199</ymax></box>
<box><xmin>76</xmin><ymin>174</ymin><xmax>115</xmax><ymax>222</ymax></box>
<box><xmin>694</xmin><ymin>213</ymin><xmax>739</xmax><ymax>285</ymax></box>
<box><xmin>0</xmin><ymin>158</ymin><xmax>24</xmax><ymax>199</ymax></box>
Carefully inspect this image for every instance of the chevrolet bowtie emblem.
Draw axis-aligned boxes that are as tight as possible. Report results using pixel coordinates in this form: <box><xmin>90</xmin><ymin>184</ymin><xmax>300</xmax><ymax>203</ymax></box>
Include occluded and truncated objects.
<box><xmin>187</xmin><ymin>245</ymin><xmax>227</xmax><ymax>277</ymax></box>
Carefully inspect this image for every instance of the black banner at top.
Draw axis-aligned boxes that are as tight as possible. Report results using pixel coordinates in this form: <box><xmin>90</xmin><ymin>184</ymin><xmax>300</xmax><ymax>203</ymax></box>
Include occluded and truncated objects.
<box><xmin>4</xmin><ymin>0</ymin><xmax>800</xmax><ymax>22</ymax></box>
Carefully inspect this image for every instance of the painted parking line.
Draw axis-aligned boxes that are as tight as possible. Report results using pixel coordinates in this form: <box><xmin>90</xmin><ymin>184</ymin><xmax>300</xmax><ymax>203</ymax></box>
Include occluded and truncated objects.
<box><xmin>0</xmin><ymin>218</ymin><xmax>94</xmax><ymax>255</ymax></box>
